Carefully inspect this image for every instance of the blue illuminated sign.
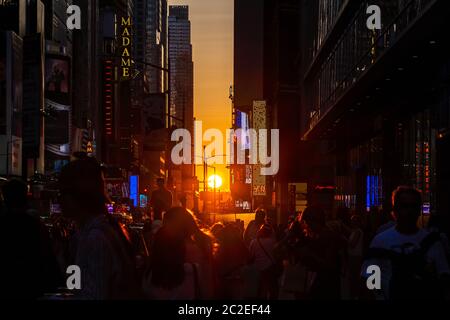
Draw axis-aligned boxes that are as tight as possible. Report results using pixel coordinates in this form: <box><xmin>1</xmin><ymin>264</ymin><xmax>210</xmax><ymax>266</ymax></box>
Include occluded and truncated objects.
<box><xmin>140</xmin><ymin>194</ymin><xmax>148</xmax><ymax>208</ymax></box>
<box><xmin>129</xmin><ymin>175</ymin><xmax>139</xmax><ymax>207</ymax></box>
<box><xmin>423</xmin><ymin>202</ymin><xmax>431</xmax><ymax>215</ymax></box>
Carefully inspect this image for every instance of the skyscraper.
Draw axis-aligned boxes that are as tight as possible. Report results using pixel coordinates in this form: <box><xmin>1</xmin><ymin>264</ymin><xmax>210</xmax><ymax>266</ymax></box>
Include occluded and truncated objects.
<box><xmin>22</xmin><ymin>0</ymin><xmax>46</xmax><ymax>178</ymax></box>
<box><xmin>0</xmin><ymin>31</ymin><xmax>23</xmax><ymax>177</ymax></box>
<box><xmin>169</xmin><ymin>5</ymin><xmax>194</xmax><ymax>206</ymax></box>
<box><xmin>133</xmin><ymin>0</ymin><xmax>149</xmax><ymax>93</ymax></box>
<box><xmin>147</xmin><ymin>0</ymin><xmax>168</xmax><ymax>94</ymax></box>
<box><xmin>168</xmin><ymin>5</ymin><xmax>193</xmax><ymax>130</ymax></box>
<box><xmin>133</xmin><ymin>0</ymin><xmax>167</xmax><ymax>95</ymax></box>
<box><xmin>140</xmin><ymin>0</ymin><xmax>168</xmax><ymax>193</ymax></box>
<box><xmin>233</xmin><ymin>0</ymin><xmax>302</xmax><ymax>216</ymax></box>
<box><xmin>72</xmin><ymin>0</ymin><xmax>99</xmax><ymax>157</ymax></box>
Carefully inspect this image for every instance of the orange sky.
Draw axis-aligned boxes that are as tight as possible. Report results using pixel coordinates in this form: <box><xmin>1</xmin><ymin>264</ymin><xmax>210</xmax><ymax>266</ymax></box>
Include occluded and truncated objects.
<box><xmin>169</xmin><ymin>0</ymin><xmax>234</xmax><ymax>191</ymax></box>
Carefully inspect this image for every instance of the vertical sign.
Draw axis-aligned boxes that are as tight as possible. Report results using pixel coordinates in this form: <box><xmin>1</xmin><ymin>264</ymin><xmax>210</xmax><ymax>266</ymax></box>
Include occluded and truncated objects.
<box><xmin>140</xmin><ymin>194</ymin><xmax>148</xmax><ymax>208</ymax></box>
<box><xmin>120</xmin><ymin>16</ymin><xmax>132</xmax><ymax>80</ymax></box>
<box><xmin>252</xmin><ymin>101</ymin><xmax>266</xmax><ymax>196</ymax></box>
<box><xmin>129</xmin><ymin>175</ymin><xmax>139</xmax><ymax>207</ymax></box>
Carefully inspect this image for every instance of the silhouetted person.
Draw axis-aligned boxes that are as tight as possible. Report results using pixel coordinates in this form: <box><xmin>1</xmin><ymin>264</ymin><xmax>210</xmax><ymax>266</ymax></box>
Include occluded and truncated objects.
<box><xmin>249</xmin><ymin>224</ymin><xmax>280</xmax><ymax>299</ymax></box>
<box><xmin>0</xmin><ymin>179</ymin><xmax>62</xmax><ymax>299</ymax></box>
<box><xmin>244</xmin><ymin>209</ymin><xmax>266</xmax><ymax>247</ymax></box>
<box><xmin>143</xmin><ymin>207</ymin><xmax>213</xmax><ymax>299</ymax></box>
<box><xmin>296</xmin><ymin>206</ymin><xmax>345</xmax><ymax>299</ymax></box>
<box><xmin>59</xmin><ymin>156</ymin><xmax>140</xmax><ymax>300</ymax></box>
<box><xmin>150</xmin><ymin>178</ymin><xmax>173</xmax><ymax>221</ymax></box>
<box><xmin>362</xmin><ymin>186</ymin><xmax>450</xmax><ymax>300</ymax></box>
<box><xmin>179</xmin><ymin>193</ymin><xmax>187</xmax><ymax>209</ymax></box>
<box><xmin>215</xmin><ymin>224</ymin><xmax>249</xmax><ymax>299</ymax></box>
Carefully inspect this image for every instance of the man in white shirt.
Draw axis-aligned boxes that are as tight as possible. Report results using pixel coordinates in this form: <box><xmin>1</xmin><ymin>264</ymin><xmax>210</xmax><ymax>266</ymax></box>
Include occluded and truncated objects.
<box><xmin>361</xmin><ymin>186</ymin><xmax>450</xmax><ymax>300</ymax></box>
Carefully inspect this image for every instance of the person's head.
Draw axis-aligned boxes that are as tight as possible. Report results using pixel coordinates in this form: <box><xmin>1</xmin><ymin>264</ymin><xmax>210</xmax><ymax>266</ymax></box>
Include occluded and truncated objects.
<box><xmin>218</xmin><ymin>224</ymin><xmax>242</xmax><ymax>245</ymax></box>
<box><xmin>350</xmin><ymin>215</ymin><xmax>362</xmax><ymax>228</ymax></box>
<box><xmin>217</xmin><ymin>223</ymin><xmax>247</xmax><ymax>260</ymax></box>
<box><xmin>392</xmin><ymin>186</ymin><xmax>422</xmax><ymax>231</ymax></box>
<box><xmin>163</xmin><ymin>207</ymin><xmax>211</xmax><ymax>249</ymax></box>
<box><xmin>300</xmin><ymin>206</ymin><xmax>326</xmax><ymax>237</ymax></box>
<box><xmin>164</xmin><ymin>207</ymin><xmax>195</xmax><ymax>238</ymax></box>
<box><xmin>164</xmin><ymin>207</ymin><xmax>213</xmax><ymax>257</ymax></box>
<box><xmin>255</xmin><ymin>208</ymin><xmax>266</xmax><ymax>224</ymax></box>
<box><xmin>211</xmin><ymin>222</ymin><xmax>225</xmax><ymax>239</ymax></box>
<box><xmin>156</xmin><ymin>178</ymin><xmax>165</xmax><ymax>189</ymax></box>
<box><xmin>59</xmin><ymin>155</ymin><xmax>108</xmax><ymax>222</ymax></box>
<box><xmin>2</xmin><ymin>179</ymin><xmax>28</xmax><ymax>210</ymax></box>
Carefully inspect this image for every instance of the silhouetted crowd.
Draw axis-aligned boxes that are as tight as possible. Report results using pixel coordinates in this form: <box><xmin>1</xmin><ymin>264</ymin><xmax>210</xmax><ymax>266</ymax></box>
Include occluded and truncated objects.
<box><xmin>1</xmin><ymin>155</ymin><xmax>449</xmax><ymax>300</ymax></box>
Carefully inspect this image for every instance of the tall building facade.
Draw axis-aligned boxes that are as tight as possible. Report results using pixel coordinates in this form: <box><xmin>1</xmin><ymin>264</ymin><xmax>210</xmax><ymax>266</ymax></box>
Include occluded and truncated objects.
<box><xmin>169</xmin><ymin>5</ymin><xmax>194</xmax><ymax>205</ymax></box>
<box><xmin>233</xmin><ymin>0</ymin><xmax>302</xmax><ymax>218</ymax></box>
<box><xmin>132</xmin><ymin>0</ymin><xmax>167</xmax><ymax>93</ymax></box>
<box><xmin>42</xmin><ymin>0</ymin><xmax>73</xmax><ymax>175</ymax></box>
<box><xmin>1</xmin><ymin>0</ymin><xmax>46</xmax><ymax>179</ymax></box>
<box><xmin>140</xmin><ymin>0</ymin><xmax>168</xmax><ymax>194</ymax></box>
<box><xmin>71</xmin><ymin>0</ymin><xmax>100</xmax><ymax>158</ymax></box>
<box><xmin>22</xmin><ymin>0</ymin><xmax>46</xmax><ymax>178</ymax></box>
<box><xmin>299</xmin><ymin>0</ymin><xmax>450</xmax><ymax>229</ymax></box>
<box><xmin>168</xmin><ymin>5</ymin><xmax>193</xmax><ymax>130</ymax></box>
<box><xmin>147</xmin><ymin>0</ymin><xmax>167</xmax><ymax>94</ymax></box>
<box><xmin>232</xmin><ymin>0</ymin><xmax>264</xmax><ymax>212</ymax></box>
<box><xmin>0</xmin><ymin>30</ymin><xmax>23</xmax><ymax>177</ymax></box>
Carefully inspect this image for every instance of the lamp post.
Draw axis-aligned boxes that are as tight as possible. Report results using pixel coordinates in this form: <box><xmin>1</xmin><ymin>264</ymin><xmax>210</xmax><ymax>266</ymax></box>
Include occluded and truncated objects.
<box><xmin>208</xmin><ymin>165</ymin><xmax>217</xmax><ymax>214</ymax></box>
<box><xmin>194</xmin><ymin>152</ymin><xmax>228</xmax><ymax>215</ymax></box>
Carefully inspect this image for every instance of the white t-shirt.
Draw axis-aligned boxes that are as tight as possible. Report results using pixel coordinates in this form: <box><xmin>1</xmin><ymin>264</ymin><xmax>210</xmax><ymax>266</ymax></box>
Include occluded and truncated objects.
<box><xmin>361</xmin><ymin>227</ymin><xmax>450</xmax><ymax>299</ymax></box>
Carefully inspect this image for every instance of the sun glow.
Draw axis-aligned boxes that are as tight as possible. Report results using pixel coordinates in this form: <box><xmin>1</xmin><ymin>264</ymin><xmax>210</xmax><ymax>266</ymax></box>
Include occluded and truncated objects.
<box><xmin>208</xmin><ymin>175</ymin><xmax>223</xmax><ymax>189</ymax></box>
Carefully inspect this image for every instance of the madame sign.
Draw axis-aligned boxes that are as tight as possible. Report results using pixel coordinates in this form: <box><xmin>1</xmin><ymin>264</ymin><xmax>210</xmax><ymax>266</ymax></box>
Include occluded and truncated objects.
<box><xmin>120</xmin><ymin>17</ymin><xmax>132</xmax><ymax>79</ymax></box>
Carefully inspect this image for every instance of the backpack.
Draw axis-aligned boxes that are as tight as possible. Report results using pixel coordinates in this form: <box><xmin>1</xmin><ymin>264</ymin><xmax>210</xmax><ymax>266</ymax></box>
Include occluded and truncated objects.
<box><xmin>367</xmin><ymin>232</ymin><xmax>443</xmax><ymax>300</ymax></box>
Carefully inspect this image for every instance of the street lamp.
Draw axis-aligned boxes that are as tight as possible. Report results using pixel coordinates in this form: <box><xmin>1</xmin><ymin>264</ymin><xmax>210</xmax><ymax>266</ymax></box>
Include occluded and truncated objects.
<box><xmin>208</xmin><ymin>173</ymin><xmax>223</xmax><ymax>214</ymax></box>
<box><xmin>194</xmin><ymin>151</ymin><xmax>228</xmax><ymax>214</ymax></box>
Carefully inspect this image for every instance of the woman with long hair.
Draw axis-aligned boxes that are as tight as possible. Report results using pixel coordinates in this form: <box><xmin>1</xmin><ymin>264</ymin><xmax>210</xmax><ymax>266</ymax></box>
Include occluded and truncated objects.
<box><xmin>143</xmin><ymin>207</ymin><xmax>214</xmax><ymax>299</ymax></box>
<box><xmin>144</xmin><ymin>225</ymin><xmax>199</xmax><ymax>299</ymax></box>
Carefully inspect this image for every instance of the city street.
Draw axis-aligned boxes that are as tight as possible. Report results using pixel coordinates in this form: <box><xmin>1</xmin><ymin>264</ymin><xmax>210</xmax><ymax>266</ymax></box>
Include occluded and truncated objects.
<box><xmin>1</xmin><ymin>0</ymin><xmax>450</xmax><ymax>303</ymax></box>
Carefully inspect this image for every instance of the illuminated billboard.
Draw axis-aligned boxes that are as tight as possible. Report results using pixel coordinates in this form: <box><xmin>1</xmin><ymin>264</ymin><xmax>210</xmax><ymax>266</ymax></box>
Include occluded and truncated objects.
<box><xmin>235</xmin><ymin>110</ymin><xmax>250</xmax><ymax>150</ymax></box>
<box><xmin>252</xmin><ymin>101</ymin><xmax>266</xmax><ymax>196</ymax></box>
<box><xmin>129</xmin><ymin>175</ymin><xmax>139</xmax><ymax>207</ymax></box>
<box><xmin>45</xmin><ymin>57</ymin><xmax>69</xmax><ymax>94</ymax></box>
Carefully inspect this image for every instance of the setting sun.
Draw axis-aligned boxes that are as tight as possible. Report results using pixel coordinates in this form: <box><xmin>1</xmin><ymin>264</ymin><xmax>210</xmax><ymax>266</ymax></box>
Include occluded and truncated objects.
<box><xmin>208</xmin><ymin>175</ymin><xmax>223</xmax><ymax>189</ymax></box>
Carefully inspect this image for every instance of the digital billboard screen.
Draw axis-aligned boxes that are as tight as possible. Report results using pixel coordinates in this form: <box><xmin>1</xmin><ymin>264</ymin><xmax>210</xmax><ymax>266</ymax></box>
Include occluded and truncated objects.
<box><xmin>235</xmin><ymin>110</ymin><xmax>250</xmax><ymax>150</ymax></box>
<box><xmin>45</xmin><ymin>57</ymin><xmax>69</xmax><ymax>94</ymax></box>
